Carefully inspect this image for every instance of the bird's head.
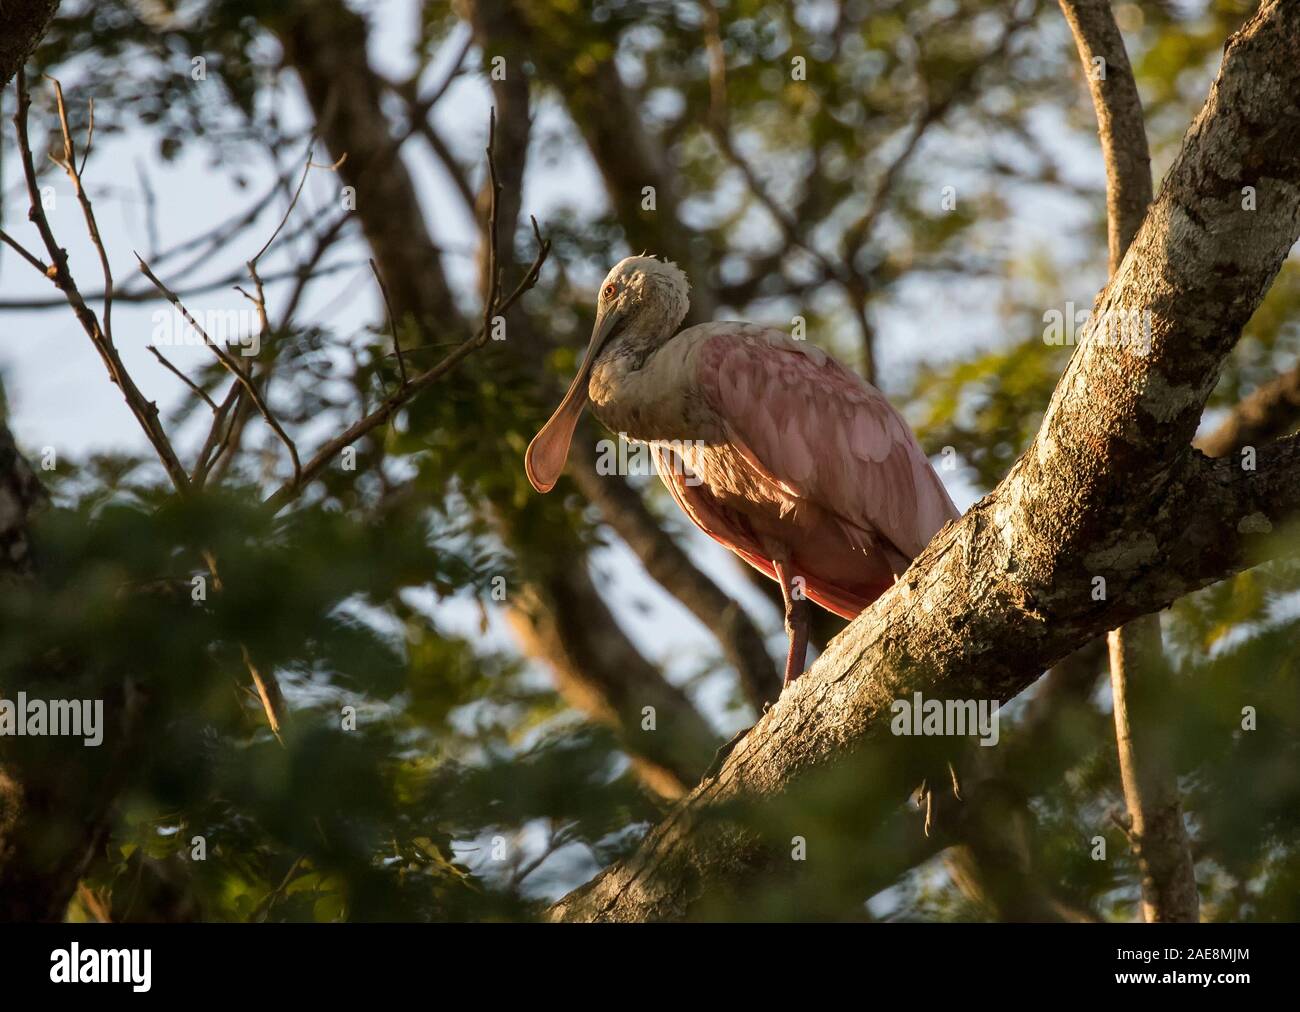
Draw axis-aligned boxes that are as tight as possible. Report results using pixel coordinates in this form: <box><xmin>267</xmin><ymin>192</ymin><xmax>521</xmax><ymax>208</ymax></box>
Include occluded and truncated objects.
<box><xmin>525</xmin><ymin>255</ymin><xmax>690</xmax><ymax>493</ymax></box>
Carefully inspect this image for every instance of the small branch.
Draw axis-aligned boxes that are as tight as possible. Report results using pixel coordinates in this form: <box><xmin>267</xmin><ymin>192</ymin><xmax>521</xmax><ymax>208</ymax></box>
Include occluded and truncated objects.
<box><xmin>135</xmin><ymin>256</ymin><xmax>303</xmax><ymax>487</ymax></box>
<box><xmin>1057</xmin><ymin>0</ymin><xmax>1153</xmax><ymax>271</ymax></box>
<box><xmin>241</xmin><ymin>644</ymin><xmax>286</xmax><ymax>743</ymax></box>
<box><xmin>0</xmin><ymin>258</ymin><xmax>369</xmax><ymax>312</ymax></box>
<box><xmin>249</xmin><ymin>148</ymin><xmax>347</xmax><ymax>269</ymax></box>
<box><xmin>192</xmin><ymin>384</ymin><xmax>243</xmax><ymax>488</ymax></box>
<box><xmin>13</xmin><ymin>71</ymin><xmax>192</xmax><ymax>495</ymax></box>
<box><xmin>77</xmin><ymin>96</ymin><xmax>95</xmax><ymax>177</ymax></box>
<box><xmin>264</xmin><ymin>217</ymin><xmax>549</xmax><ymax>515</ymax></box>
<box><xmin>148</xmin><ymin>346</ymin><xmax>218</xmax><ymax>412</ymax></box>
<box><xmin>0</xmin><ymin>227</ymin><xmax>49</xmax><ymax>275</ymax></box>
<box><xmin>48</xmin><ymin>78</ymin><xmax>116</xmax><ymax>344</ymax></box>
<box><xmin>370</xmin><ymin>258</ymin><xmax>407</xmax><ymax>388</ymax></box>
<box><xmin>1107</xmin><ymin>620</ymin><xmax>1199</xmax><ymax>922</ymax></box>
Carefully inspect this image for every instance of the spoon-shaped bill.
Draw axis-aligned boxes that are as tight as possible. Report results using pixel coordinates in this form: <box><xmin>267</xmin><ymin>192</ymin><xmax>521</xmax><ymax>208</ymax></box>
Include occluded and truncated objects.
<box><xmin>525</xmin><ymin>307</ymin><xmax>622</xmax><ymax>493</ymax></box>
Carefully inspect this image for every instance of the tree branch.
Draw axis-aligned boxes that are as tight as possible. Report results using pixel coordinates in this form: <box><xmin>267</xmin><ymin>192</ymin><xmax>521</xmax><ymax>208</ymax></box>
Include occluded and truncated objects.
<box><xmin>1107</xmin><ymin>617</ymin><xmax>1198</xmax><ymax>921</ymax></box>
<box><xmin>1058</xmin><ymin>0</ymin><xmax>1154</xmax><ymax>273</ymax></box>
<box><xmin>12</xmin><ymin>72</ymin><xmax>192</xmax><ymax>496</ymax></box>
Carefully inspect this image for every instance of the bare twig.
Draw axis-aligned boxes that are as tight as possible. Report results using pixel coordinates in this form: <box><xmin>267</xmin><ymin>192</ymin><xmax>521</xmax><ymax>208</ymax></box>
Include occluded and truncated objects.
<box><xmin>249</xmin><ymin>148</ymin><xmax>347</xmax><ymax>268</ymax></box>
<box><xmin>263</xmin><ymin>215</ymin><xmax>550</xmax><ymax>515</ymax></box>
<box><xmin>48</xmin><ymin>78</ymin><xmax>115</xmax><ymax>344</ymax></box>
<box><xmin>0</xmin><ymin>257</ymin><xmax>368</xmax><ymax>311</ymax></box>
<box><xmin>369</xmin><ymin>258</ymin><xmax>407</xmax><ymax>387</ymax></box>
<box><xmin>77</xmin><ymin>96</ymin><xmax>95</xmax><ymax>177</ymax></box>
<box><xmin>252</xmin><ymin>856</ymin><xmax>306</xmax><ymax>922</ymax></box>
<box><xmin>13</xmin><ymin>71</ymin><xmax>192</xmax><ymax>494</ymax></box>
<box><xmin>148</xmin><ymin>346</ymin><xmax>218</xmax><ymax>412</ymax></box>
<box><xmin>191</xmin><ymin>147</ymin><xmax>350</xmax><ymax>487</ymax></box>
<box><xmin>0</xmin><ymin>227</ymin><xmax>48</xmax><ymax>274</ymax></box>
<box><xmin>248</xmin><ymin>148</ymin><xmax>348</xmax><ymax>267</ymax></box>
<box><xmin>192</xmin><ymin>384</ymin><xmax>243</xmax><ymax>487</ymax></box>
<box><xmin>241</xmin><ymin>643</ymin><xmax>286</xmax><ymax>743</ymax></box>
<box><xmin>135</xmin><ymin>255</ymin><xmax>303</xmax><ymax>487</ymax></box>
<box><xmin>274</xmin><ymin>210</ymin><xmax>354</xmax><ymax>331</ymax></box>
<box><xmin>134</xmin><ymin>157</ymin><xmax>160</xmax><ymax>259</ymax></box>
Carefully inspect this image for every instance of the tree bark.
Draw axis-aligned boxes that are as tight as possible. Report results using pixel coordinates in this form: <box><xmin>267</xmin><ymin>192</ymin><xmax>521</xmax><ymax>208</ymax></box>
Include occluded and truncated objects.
<box><xmin>0</xmin><ymin>0</ymin><xmax>58</xmax><ymax>91</ymax></box>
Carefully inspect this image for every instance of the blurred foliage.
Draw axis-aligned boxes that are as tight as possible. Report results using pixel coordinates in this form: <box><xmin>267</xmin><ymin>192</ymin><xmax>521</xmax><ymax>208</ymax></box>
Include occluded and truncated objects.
<box><xmin>1</xmin><ymin>0</ymin><xmax>1297</xmax><ymax>922</ymax></box>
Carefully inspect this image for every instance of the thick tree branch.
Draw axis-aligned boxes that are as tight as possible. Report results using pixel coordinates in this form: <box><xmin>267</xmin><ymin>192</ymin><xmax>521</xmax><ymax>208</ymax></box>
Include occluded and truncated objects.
<box><xmin>548</xmin><ymin>1</ymin><xmax>1300</xmax><ymax>920</ymax></box>
<box><xmin>274</xmin><ymin>0</ymin><xmax>463</xmax><ymax>333</ymax></box>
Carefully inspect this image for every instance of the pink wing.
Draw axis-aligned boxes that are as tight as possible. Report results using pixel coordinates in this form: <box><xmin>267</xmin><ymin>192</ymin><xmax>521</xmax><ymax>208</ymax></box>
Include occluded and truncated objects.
<box><xmin>695</xmin><ymin>325</ymin><xmax>959</xmax><ymax>564</ymax></box>
<box><xmin>652</xmin><ymin>447</ymin><xmax>878</xmax><ymax>620</ymax></box>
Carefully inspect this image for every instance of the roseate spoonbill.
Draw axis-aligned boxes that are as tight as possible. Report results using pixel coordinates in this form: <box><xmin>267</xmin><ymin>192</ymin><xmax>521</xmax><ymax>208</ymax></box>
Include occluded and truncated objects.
<box><xmin>526</xmin><ymin>255</ymin><xmax>959</xmax><ymax>692</ymax></box>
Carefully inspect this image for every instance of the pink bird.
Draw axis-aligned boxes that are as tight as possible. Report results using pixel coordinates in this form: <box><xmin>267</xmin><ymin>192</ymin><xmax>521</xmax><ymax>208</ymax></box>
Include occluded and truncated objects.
<box><xmin>526</xmin><ymin>256</ymin><xmax>960</xmax><ymax>691</ymax></box>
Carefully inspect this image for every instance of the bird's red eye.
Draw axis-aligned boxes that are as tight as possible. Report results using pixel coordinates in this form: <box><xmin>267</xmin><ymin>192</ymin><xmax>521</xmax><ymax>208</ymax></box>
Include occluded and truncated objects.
<box><xmin>603</xmin><ymin>284</ymin><xmax>616</xmax><ymax>299</ymax></box>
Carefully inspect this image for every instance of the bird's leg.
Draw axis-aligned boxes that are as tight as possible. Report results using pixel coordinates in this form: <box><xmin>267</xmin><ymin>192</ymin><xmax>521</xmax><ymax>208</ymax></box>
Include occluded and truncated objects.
<box><xmin>773</xmin><ymin>559</ymin><xmax>810</xmax><ymax>688</ymax></box>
